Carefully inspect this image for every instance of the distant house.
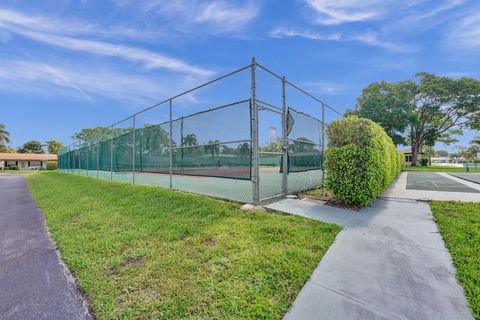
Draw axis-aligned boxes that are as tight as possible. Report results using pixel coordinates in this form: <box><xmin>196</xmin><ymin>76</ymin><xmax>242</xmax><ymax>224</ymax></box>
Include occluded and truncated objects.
<box><xmin>0</xmin><ymin>153</ymin><xmax>57</xmax><ymax>170</ymax></box>
<box><xmin>431</xmin><ymin>157</ymin><xmax>452</xmax><ymax>164</ymax></box>
<box><xmin>402</xmin><ymin>151</ymin><xmax>424</xmax><ymax>166</ymax></box>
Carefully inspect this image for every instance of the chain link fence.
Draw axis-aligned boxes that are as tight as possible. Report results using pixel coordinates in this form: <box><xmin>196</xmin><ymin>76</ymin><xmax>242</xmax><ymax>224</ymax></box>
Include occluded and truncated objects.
<box><xmin>58</xmin><ymin>58</ymin><xmax>342</xmax><ymax>204</ymax></box>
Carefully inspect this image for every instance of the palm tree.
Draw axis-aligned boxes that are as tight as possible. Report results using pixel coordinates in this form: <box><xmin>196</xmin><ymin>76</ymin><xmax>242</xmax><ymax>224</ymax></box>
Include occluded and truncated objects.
<box><xmin>0</xmin><ymin>123</ymin><xmax>10</xmax><ymax>145</ymax></box>
<box><xmin>182</xmin><ymin>134</ymin><xmax>198</xmax><ymax>146</ymax></box>
<box><xmin>204</xmin><ymin>140</ymin><xmax>220</xmax><ymax>157</ymax></box>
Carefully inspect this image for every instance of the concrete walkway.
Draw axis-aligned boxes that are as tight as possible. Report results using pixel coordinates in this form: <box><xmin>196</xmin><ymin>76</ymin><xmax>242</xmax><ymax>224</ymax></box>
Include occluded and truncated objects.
<box><xmin>266</xmin><ymin>198</ymin><xmax>473</xmax><ymax>319</ymax></box>
<box><xmin>0</xmin><ymin>175</ymin><xmax>91</xmax><ymax>320</ymax></box>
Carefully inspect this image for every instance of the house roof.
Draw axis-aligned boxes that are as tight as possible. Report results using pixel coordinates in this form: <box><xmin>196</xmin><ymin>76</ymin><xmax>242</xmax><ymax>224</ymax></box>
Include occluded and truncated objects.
<box><xmin>0</xmin><ymin>153</ymin><xmax>58</xmax><ymax>161</ymax></box>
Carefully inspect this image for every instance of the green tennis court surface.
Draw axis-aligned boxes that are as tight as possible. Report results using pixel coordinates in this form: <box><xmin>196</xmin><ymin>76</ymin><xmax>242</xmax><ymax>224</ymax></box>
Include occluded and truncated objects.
<box><xmin>447</xmin><ymin>173</ymin><xmax>480</xmax><ymax>185</ymax></box>
<box><xmin>406</xmin><ymin>172</ymin><xmax>480</xmax><ymax>193</ymax></box>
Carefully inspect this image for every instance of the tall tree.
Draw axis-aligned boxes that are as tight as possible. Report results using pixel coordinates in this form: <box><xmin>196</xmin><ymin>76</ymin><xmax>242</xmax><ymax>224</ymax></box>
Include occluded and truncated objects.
<box><xmin>72</xmin><ymin>127</ymin><xmax>109</xmax><ymax>142</ymax></box>
<box><xmin>0</xmin><ymin>145</ymin><xmax>16</xmax><ymax>153</ymax></box>
<box><xmin>18</xmin><ymin>140</ymin><xmax>44</xmax><ymax>154</ymax></box>
<box><xmin>46</xmin><ymin>140</ymin><xmax>64</xmax><ymax>154</ymax></box>
<box><xmin>350</xmin><ymin>73</ymin><xmax>480</xmax><ymax>165</ymax></box>
<box><xmin>349</xmin><ymin>81</ymin><xmax>415</xmax><ymax>145</ymax></box>
<box><xmin>0</xmin><ymin>123</ymin><xmax>10</xmax><ymax>146</ymax></box>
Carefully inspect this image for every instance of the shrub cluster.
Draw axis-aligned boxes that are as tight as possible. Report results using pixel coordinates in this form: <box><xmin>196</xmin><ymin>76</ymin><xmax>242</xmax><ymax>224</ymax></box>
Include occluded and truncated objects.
<box><xmin>324</xmin><ymin>116</ymin><xmax>404</xmax><ymax>206</ymax></box>
<box><xmin>46</xmin><ymin>161</ymin><xmax>58</xmax><ymax>170</ymax></box>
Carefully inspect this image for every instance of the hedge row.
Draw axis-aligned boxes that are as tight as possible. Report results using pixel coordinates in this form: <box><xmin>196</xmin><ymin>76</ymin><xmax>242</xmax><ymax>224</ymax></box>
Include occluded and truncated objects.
<box><xmin>324</xmin><ymin>116</ymin><xmax>404</xmax><ymax>206</ymax></box>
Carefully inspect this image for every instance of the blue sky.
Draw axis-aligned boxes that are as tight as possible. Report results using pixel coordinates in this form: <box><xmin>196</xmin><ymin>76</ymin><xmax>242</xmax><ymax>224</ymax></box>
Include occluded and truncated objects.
<box><xmin>1</xmin><ymin>0</ymin><xmax>479</xmax><ymax>151</ymax></box>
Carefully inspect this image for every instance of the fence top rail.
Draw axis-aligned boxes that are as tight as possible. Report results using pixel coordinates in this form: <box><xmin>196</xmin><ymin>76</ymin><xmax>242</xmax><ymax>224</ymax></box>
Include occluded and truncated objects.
<box><xmin>289</xmin><ymin>106</ymin><xmax>324</xmax><ymax>124</ymax></box>
<box><xmin>285</xmin><ymin>80</ymin><xmax>342</xmax><ymax>117</ymax></box>
<box><xmin>256</xmin><ymin>62</ymin><xmax>342</xmax><ymax>117</ymax></box>
<box><xmin>256</xmin><ymin>98</ymin><xmax>282</xmax><ymax>111</ymax></box>
<box><xmin>110</xmin><ymin>64</ymin><xmax>252</xmax><ymax>127</ymax></box>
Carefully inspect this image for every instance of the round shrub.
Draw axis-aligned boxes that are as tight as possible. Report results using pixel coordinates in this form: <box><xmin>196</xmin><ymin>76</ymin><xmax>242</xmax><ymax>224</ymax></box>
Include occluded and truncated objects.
<box><xmin>46</xmin><ymin>161</ymin><xmax>58</xmax><ymax>170</ymax></box>
<box><xmin>324</xmin><ymin>116</ymin><xmax>403</xmax><ymax>207</ymax></box>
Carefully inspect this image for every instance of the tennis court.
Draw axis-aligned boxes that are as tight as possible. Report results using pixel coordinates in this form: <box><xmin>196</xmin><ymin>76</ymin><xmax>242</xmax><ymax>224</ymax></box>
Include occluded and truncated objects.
<box><xmin>447</xmin><ymin>173</ymin><xmax>480</xmax><ymax>185</ymax></box>
<box><xmin>59</xmin><ymin>59</ymin><xmax>340</xmax><ymax>204</ymax></box>
<box><xmin>406</xmin><ymin>172</ymin><xmax>480</xmax><ymax>193</ymax></box>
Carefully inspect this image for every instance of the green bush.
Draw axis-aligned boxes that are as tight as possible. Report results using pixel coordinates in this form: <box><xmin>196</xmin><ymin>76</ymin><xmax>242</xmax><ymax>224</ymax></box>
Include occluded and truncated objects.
<box><xmin>6</xmin><ymin>166</ymin><xmax>19</xmax><ymax>170</ymax></box>
<box><xmin>46</xmin><ymin>161</ymin><xmax>57</xmax><ymax>170</ymax></box>
<box><xmin>420</xmin><ymin>158</ymin><xmax>429</xmax><ymax>166</ymax></box>
<box><xmin>324</xmin><ymin>116</ymin><xmax>403</xmax><ymax>207</ymax></box>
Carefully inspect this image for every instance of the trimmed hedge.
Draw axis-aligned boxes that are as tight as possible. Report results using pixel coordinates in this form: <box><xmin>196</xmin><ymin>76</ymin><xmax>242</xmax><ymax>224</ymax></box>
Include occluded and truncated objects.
<box><xmin>46</xmin><ymin>161</ymin><xmax>57</xmax><ymax>170</ymax></box>
<box><xmin>324</xmin><ymin>116</ymin><xmax>404</xmax><ymax>206</ymax></box>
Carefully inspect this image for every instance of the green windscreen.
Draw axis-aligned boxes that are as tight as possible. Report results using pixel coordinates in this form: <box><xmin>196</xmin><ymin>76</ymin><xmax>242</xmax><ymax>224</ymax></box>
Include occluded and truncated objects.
<box><xmin>59</xmin><ymin>99</ymin><xmax>252</xmax><ymax>180</ymax></box>
<box><xmin>286</xmin><ymin>107</ymin><xmax>323</xmax><ymax>172</ymax></box>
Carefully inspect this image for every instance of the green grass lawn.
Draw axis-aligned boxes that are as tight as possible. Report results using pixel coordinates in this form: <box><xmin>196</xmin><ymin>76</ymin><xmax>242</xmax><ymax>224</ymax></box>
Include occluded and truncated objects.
<box><xmin>430</xmin><ymin>201</ymin><xmax>480</xmax><ymax>319</ymax></box>
<box><xmin>403</xmin><ymin>165</ymin><xmax>480</xmax><ymax>172</ymax></box>
<box><xmin>27</xmin><ymin>172</ymin><xmax>341</xmax><ymax>319</ymax></box>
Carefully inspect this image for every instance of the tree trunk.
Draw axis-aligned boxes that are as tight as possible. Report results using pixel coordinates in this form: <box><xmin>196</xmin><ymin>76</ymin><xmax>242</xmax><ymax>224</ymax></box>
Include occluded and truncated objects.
<box><xmin>411</xmin><ymin>136</ymin><xmax>422</xmax><ymax>166</ymax></box>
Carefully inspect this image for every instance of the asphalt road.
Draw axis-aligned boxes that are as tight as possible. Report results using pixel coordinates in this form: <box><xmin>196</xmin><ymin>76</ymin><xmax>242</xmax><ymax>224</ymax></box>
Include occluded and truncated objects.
<box><xmin>0</xmin><ymin>175</ymin><xmax>91</xmax><ymax>320</ymax></box>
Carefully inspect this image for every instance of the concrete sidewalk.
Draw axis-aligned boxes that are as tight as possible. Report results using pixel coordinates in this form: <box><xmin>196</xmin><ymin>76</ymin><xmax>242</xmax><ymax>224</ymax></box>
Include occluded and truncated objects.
<box><xmin>266</xmin><ymin>198</ymin><xmax>473</xmax><ymax>320</ymax></box>
<box><xmin>0</xmin><ymin>175</ymin><xmax>90</xmax><ymax>320</ymax></box>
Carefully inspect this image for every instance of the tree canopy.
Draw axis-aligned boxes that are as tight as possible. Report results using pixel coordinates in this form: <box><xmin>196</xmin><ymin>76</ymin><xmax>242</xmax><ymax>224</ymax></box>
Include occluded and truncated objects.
<box><xmin>349</xmin><ymin>73</ymin><xmax>480</xmax><ymax>165</ymax></box>
<box><xmin>46</xmin><ymin>140</ymin><xmax>64</xmax><ymax>154</ymax></box>
<box><xmin>18</xmin><ymin>140</ymin><xmax>44</xmax><ymax>154</ymax></box>
<box><xmin>0</xmin><ymin>123</ymin><xmax>10</xmax><ymax>146</ymax></box>
<box><xmin>72</xmin><ymin>127</ymin><xmax>110</xmax><ymax>142</ymax></box>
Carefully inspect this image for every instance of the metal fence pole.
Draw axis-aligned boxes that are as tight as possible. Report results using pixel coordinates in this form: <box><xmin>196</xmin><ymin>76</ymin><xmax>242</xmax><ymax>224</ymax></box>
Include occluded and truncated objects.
<box><xmin>169</xmin><ymin>98</ymin><xmax>173</xmax><ymax>190</ymax></box>
<box><xmin>132</xmin><ymin>115</ymin><xmax>136</xmax><ymax>184</ymax></box>
<box><xmin>86</xmin><ymin>143</ymin><xmax>89</xmax><ymax>176</ymax></box>
<box><xmin>321</xmin><ymin>102</ymin><xmax>325</xmax><ymax>189</ymax></box>
<box><xmin>78</xmin><ymin>142</ymin><xmax>81</xmax><ymax>175</ymax></box>
<box><xmin>281</xmin><ymin>76</ymin><xmax>288</xmax><ymax>197</ymax></box>
<box><xmin>110</xmin><ymin>126</ymin><xmax>114</xmax><ymax>180</ymax></box>
<box><xmin>96</xmin><ymin>141</ymin><xmax>99</xmax><ymax>178</ymax></box>
<box><xmin>251</xmin><ymin>57</ymin><xmax>260</xmax><ymax>205</ymax></box>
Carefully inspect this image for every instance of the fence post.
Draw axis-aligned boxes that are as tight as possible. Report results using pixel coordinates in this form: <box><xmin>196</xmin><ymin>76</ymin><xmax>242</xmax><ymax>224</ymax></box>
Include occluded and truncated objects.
<box><xmin>110</xmin><ymin>126</ymin><xmax>114</xmax><ymax>180</ymax></box>
<box><xmin>86</xmin><ymin>142</ymin><xmax>89</xmax><ymax>176</ymax></box>
<box><xmin>96</xmin><ymin>140</ymin><xmax>99</xmax><ymax>178</ymax></box>
<box><xmin>281</xmin><ymin>76</ymin><xmax>288</xmax><ymax>197</ymax></box>
<box><xmin>78</xmin><ymin>142</ymin><xmax>82</xmax><ymax>175</ymax></box>
<box><xmin>321</xmin><ymin>102</ymin><xmax>325</xmax><ymax>189</ymax></box>
<box><xmin>251</xmin><ymin>57</ymin><xmax>260</xmax><ymax>205</ymax></box>
<box><xmin>132</xmin><ymin>115</ymin><xmax>136</xmax><ymax>184</ymax></box>
<box><xmin>169</xmin><ymin>98</ymin><xmax>173</xmax><ymax>190</ymax></box>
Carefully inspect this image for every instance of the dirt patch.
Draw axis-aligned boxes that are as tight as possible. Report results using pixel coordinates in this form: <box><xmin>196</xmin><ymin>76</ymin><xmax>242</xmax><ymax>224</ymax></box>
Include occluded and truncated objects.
<box><xmin>122</xmin><ymin>256</ymin><xmax>146</xmax><ymax>267</ymax></box>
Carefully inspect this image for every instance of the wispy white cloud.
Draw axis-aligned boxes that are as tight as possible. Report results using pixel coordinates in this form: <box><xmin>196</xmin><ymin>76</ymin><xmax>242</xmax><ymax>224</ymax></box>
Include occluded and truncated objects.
<box><xmin>402</xmin><ymin>0</ymin><xmax>464</xmax><ymax>23</ymax></box>
<box><xmin>305</xmin><ymin>0</ymin><xmax>389</xmax><ymax>25</ymax></box>
<box><xmin>301</xmin><ymin>81</ymin><xmax>345</xmax><ymax>95</ymax></box>
<box><xmin>270</xmin><ymin>26</ymin><xmax>412</xmax><ymax>52</ymax></box>
<box><xmin>194</xmin><ymin>1</ymin><xmax>259</xmax><ymax>31</ymax></box>
<box><xmin>0</xmin><ymin>59</ymin><xmax>196</xmax><ymax>105</ymax></box>
<box><xmin>0</xmin><ymin>8</ymin><xmax>214</xmax><ymax>77</ymax></box>
<box><xmin>140</xmin><ymin>0</ymin><xmax>260</xmax><ymax>33</ymax></box>
<box><xmin>447</xmin><ymin>11</ymin><xmax>480</xmax><ymax>49</ymax></box>
<box><xmin>0</xmin><ymin>8</ymin><xmax>163</xmax><ymax>40</ymax></box>
<box><xmin>8</xmin><ymin>27</ymin><xmax>214</xmax><ymax>77</ymax></box>
<box><xmin>270</xmin><ymin>27</ymin><xmax>341</xmax><ymax>41</ymax></box>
